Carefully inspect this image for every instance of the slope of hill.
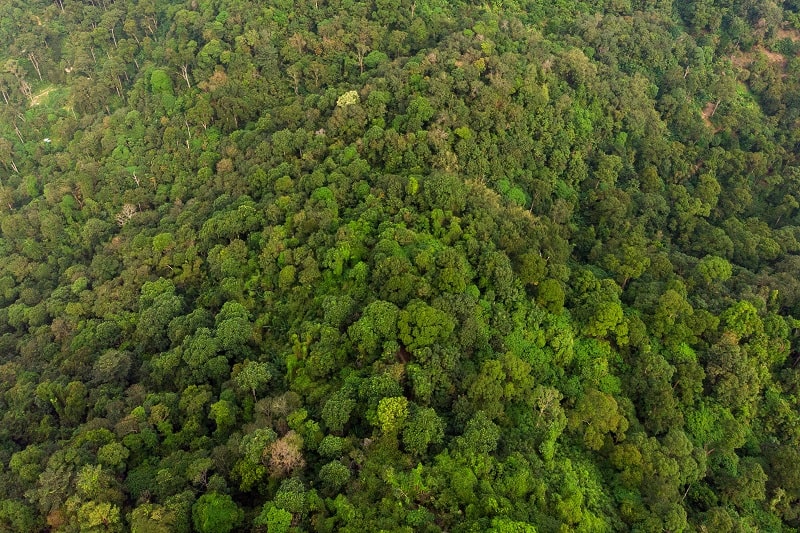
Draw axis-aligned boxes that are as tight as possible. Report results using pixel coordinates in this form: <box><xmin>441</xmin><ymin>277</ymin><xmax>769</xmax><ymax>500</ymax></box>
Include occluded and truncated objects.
<box><xmin>1</xmin><ymin>0</ymin><xmax>800</xmax><ymax>531</ymax></box>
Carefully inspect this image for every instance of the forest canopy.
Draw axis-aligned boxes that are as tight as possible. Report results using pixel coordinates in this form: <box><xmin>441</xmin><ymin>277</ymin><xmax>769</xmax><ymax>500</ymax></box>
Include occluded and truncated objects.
<box><xmin>1</xmin><ymin>0</ymin><xmax>800</xmax><ymax>531</ymax></box>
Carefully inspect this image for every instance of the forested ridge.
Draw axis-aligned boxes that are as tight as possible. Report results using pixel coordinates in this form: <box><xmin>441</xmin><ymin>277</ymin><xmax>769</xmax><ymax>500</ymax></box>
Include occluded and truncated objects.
<box><xmin>1</xmin><ymin>0</ymin><xmax>800</xmax><ymax>530</ymax></box>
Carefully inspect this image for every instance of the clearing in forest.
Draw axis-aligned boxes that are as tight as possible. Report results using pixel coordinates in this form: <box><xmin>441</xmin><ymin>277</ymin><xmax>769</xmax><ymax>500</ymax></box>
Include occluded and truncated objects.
<box><xmin>731</xmin><ymin>45</ymin><xmax>788</xmax><ymax>69</ymax></box>
<box><xmin>776</xmin><ymin>26</ymin><xmax>800</xmax><ymax>42</ymax></box>
<box><xmin>700</xmin><ymin>101</ymin><xmax>721</xmax><ymax>132</ymax></box>
<box><xmin>30</xmin><ymin>85</ymin><xmax>58</xmax><ymax>107</ymax></box>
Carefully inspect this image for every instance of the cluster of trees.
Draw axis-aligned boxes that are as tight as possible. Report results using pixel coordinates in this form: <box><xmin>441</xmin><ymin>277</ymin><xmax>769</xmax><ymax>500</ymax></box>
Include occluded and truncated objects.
<box><xmin>1</xmin><ymin>0</ymin><xmax>800</xmax><ymax>530</ymax></box>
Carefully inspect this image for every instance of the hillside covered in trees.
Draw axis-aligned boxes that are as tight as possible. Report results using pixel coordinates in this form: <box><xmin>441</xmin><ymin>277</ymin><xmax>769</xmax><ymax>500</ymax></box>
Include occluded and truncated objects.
<box><xmin>1</xmin><ymin>0</ymin><xmax>800</xmax><ymax>531</ymax></box>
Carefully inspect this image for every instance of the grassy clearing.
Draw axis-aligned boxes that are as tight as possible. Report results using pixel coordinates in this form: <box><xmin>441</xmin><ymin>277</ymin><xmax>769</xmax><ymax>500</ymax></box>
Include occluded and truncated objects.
<box><xmin>29</xmin><ymin>85</ymin><xmax>59</xmax><ymax>107</ymax></box>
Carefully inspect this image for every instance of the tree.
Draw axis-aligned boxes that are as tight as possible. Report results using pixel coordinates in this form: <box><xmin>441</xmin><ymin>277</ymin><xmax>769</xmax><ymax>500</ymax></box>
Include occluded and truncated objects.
<box><xmin>402</xmin><ymin>406</ymin><xmax>445</xmax><ymax>455</ymax></box>
<box><xmin>215</xmin><ymin>302</ymin><xmax>253</xmax><ymax>355</ymax></box>
<box><xmin>234</xmin><ymin>428</ymin><xmax>276</xmax><ymax>491</ymax></box>
<box><xmin>130</xmin><ymin>499</ymin><xmax>191</xmax><ymax>533</ymax></box>
<box><xmin>267</xmin><ymin>431</ymin><xmax>305</xmax><ymax>478</ymax></box>
<box><xmin>209</xmin><ymin>400</ymin><xmax>237</xmax><ymax>435</ymax></box>
<box><xmin>348</xmin><ymin>300</ymin><xmax>399</xmax><ymax>359</ymax></box>
<box><xmin>137</xmin><ymin>280</ymin><xmax>184</xmax><ymax>352</ymax></box>
<box><xmin>92</xmin><ymin>350</ymin><xmax>133</xmax><ymax>386</ymax></box>
<box><xmin>537</xmin><ymin>279</ymin><xmax>566</xmax><ymax>314</ymax></box>
<box><xmin>572</xmin><ymin>270</ymin><xmax>627</xmax><ymax>341</ymax></box>
<box><xmin>321</xmin><ymin>389</ymin><xmax>356</xmax><ymax>433</ymax></box>
<box><xmin>232</xmin><ymin>359</ymin><xmax>271</xmax><ymax>400</ymax></box>
<box><xmin>273</xmin><ymin>477</ymin><xmax>307</xmax><ymax>514</ymax></box>
<box><xmin>254</xmin><ymin>505</ymin><xmax>292</xmax><ymax>533</ymax></box>
<box><xmin>720</xmin><ymin>301</ymin><xmax>762</xmax><ymax>339</ymax></box>
<box><xmin>191</xmin><ymin>493</ymin><xmax>243</xmax><ymax>533</ymax></box>
<box><xmin>397</xmin><ymin>299</ymin><xmax>455</xmax><ymax>353</ymax></box>
<box><xmin>319</xmin><ymin>460</ymin><xmax>351</xmax><ymax>492</ymax></box>
<box><xmin>568</xmin><ymin>389</ymin><xmax>628</xmax><ymax>451</ymax></box>
<box><xmin>601</xmin><ymin>231</ymin><xmax>650</xmax><ymax>289</ymax></box>
<box><xmin>181</xmin><ymin>328</ymin><xmax>227</xmax><ymax>385</ymax></box>
<box><xmin>75</xmin><ymin>501</ymin><xmax>124</xmax><ymax>532</ymax></box>
<box><xmin>376</xmin><ymin>396</ymin><xmax>409</xmax><ymax>435</ymax></box>
<box><xmin>0</xmin><ymin>500</ymin><xmax>41</xmax><ymax>532</ymax></box>
<box><xmin>516</xmin><ymin>252</ymin><xmax>547</xmax><ymax>288</ymax></box>
<box><xmin>456</xmin><ymin>411</ymin><xmax>501</xmax><ymax>456</ymax></box>
<box><xmin>694</xmin><ymin>255</ymin><xmax>732</xmax><ymax>286</ymax></box>
<box><xmin>488</xmin><ymin>517</ymin><xmax>538</xmax><ymax>532</ymax></box>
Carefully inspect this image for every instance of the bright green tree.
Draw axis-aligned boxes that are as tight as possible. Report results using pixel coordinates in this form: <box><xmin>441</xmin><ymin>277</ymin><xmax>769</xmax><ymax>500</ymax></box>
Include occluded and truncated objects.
<box><xmin>191</xmin><ymin>493</ymin><xmax>243</xmax><ymax>533</ymax></box>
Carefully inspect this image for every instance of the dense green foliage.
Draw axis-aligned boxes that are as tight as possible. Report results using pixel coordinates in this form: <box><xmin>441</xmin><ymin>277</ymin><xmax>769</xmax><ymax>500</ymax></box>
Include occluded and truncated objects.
<box><xmin>1</xmin><ymin>0</ymin><xmax>800</xmax><ymax>530</ymax></box>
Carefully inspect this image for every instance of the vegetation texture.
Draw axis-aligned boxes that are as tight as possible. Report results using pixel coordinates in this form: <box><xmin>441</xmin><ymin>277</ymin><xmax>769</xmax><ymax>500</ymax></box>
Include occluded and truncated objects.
<box><xmin>1</xmin><ymin>0</ymin><xmax>800</xmax><ymax>531</ymax></box>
